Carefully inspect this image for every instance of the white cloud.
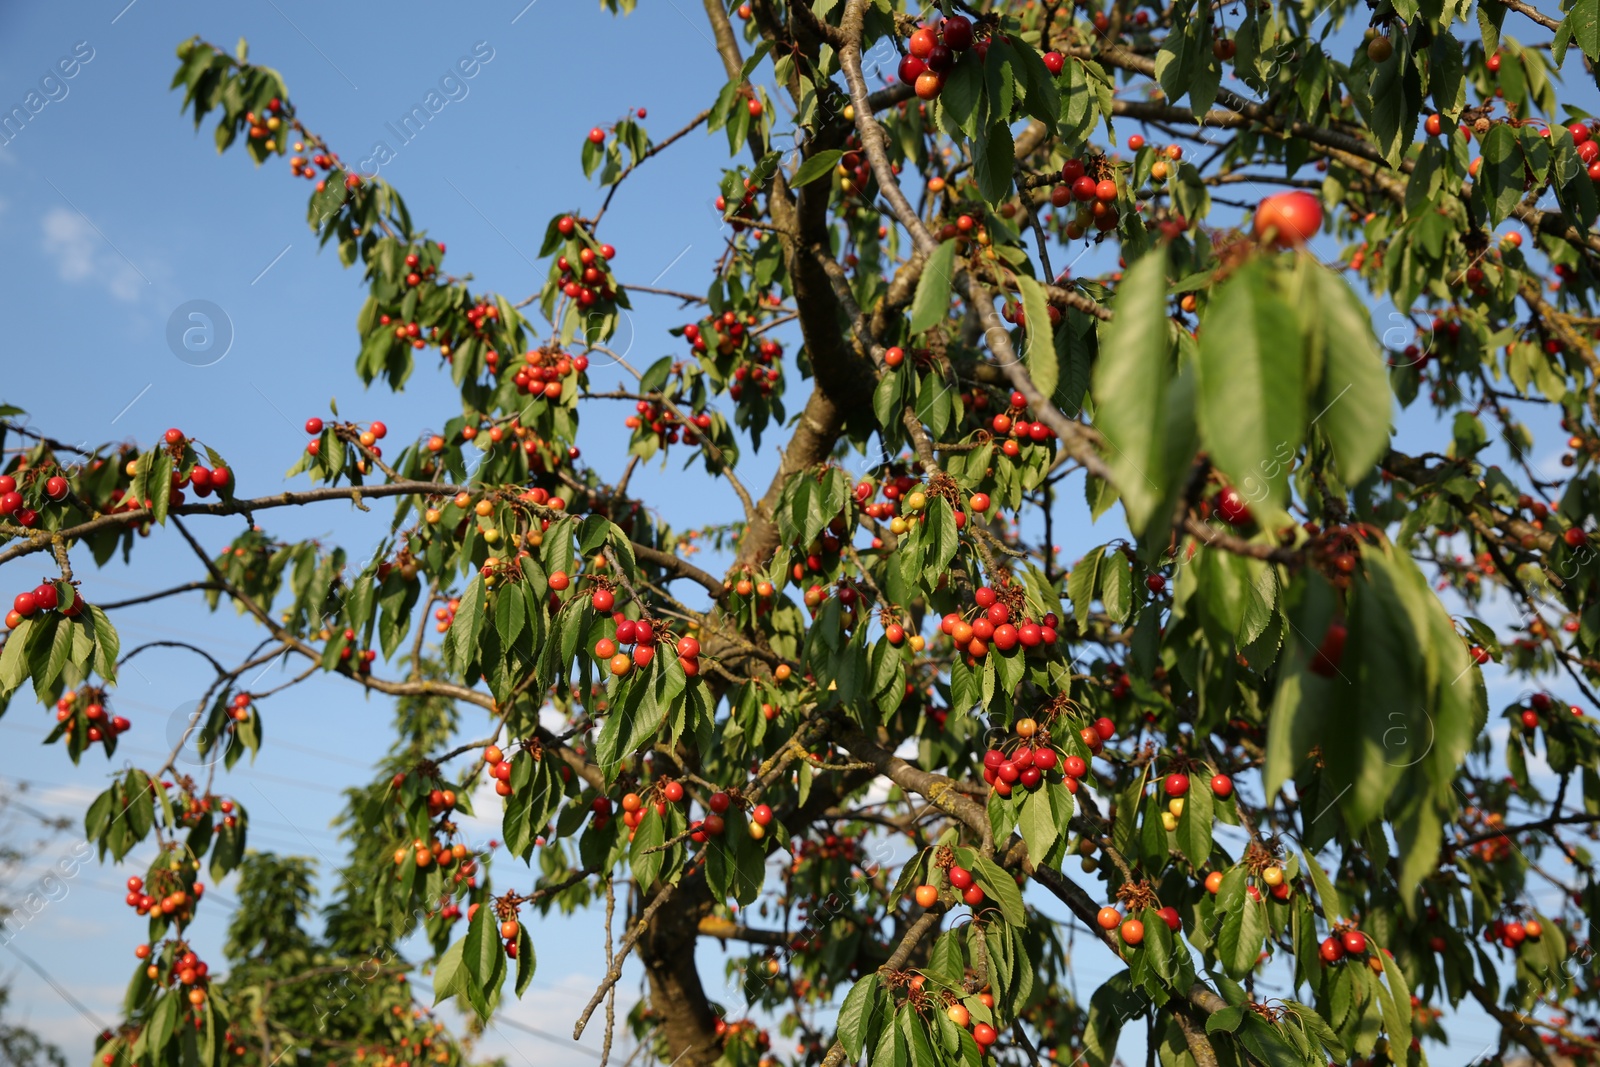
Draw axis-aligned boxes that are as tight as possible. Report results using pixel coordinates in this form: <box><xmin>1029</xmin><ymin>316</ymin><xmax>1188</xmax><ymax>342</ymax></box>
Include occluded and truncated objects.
<box><xmin>40</xmin><ymin>206</ymin><xmax>143</xmax><ymax>302</ymax></box>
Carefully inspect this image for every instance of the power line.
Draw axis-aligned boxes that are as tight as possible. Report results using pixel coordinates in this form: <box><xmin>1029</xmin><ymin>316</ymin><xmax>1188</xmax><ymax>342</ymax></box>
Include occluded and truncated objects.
<box><xmin>2</xmin><ymin>939</ymin><xmax>111</xmax><ymax>1034</ymax></box>
<box><xmin>407</xmin><ymin>976</ymin><xmax>604</xmax><ymax>1060</ymax></box>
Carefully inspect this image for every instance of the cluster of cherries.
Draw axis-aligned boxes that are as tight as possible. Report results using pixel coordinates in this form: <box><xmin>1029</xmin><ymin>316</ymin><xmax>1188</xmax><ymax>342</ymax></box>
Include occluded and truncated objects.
<box><xmin>897</xmin><ymin>15</ymin><xmax>990</xmax><ymax>100</ymax></box>
<box><xmin>1317</xmin><ymin>928</ymin><xmax>1386</xmax><ymax>971</ymax></box>
<box><xmin>1095</xmin><ymin>902</ymin><xmax>1181</xmax><ymax>945</ymax></box>
<box><xmin>681</xmin><ymin>311</ymin><xmax>785</xmax><ymax>400</ymax></box>
<box><xmin>55</xmin><ymin>688</ymin><xmax>131</xmax><ymax>742</ymax></box>
<box><xmin>1484</xmin><ymin>916</ymin><xmax>1546</xmax><ymax>950</ymax></box>
<box><xmin>440</xmin><ymin>297</ymin><xmax>508</xmax><ymax>370</ymax></box>
<box><xmin>514</xmin><ymin>347</ymin><xmax>589</xmax><ymax>400</ymax></box>
<box><xmin>304</xmin><ymin>416</ymin><xmax>388</xmax><ymax>462</ymax></box>
<box><xmin>554</xmin><ymin>217</ymin><xmax>619</xmax><ymax>310</ymax></box>
<box><xmin>134</xmin><ymin>943</ymin><xmax>212</xmax><ymax>1007</ymax></box>
<box><xmin>483</xmin><ymin>743</ymin><xmax>519</xmax><ymax>797</ymax></box>
<box><xmin>939</xmin><ymin>584</ymin><xmax>1061</xmax><ymax>660</ymax></box>
<box><xmin>1517</xmin><ymin>691</ymin><xmax>1583</xmax><ymax>728</ymax></box>
<box><xmin>624</xmin><ymin>400</ymin><xmax>715</xmax><ymax>449</ymax></box>
<box><xmin>989</xmin><ymin>393</ymin><xmax>1061</xmax><ymax>454</ymax></box>
<box><xmin>125</xmin><ymin>873</ymin><xmax>204</xmax><ymax>923</ymax></box>
<box><xmin>715</xmin><ymin>176</ymin><xmax>767</xmax><ymax>234</ymax></box>
<box><xmin>392</xmin><ymin>835</ymin><xmax>471</xmax><ymax>872</ymax></box>
<box><xmin>616</xmin><ymin>778</ymin><xmax>685</xmax><ymax>836</ymax></box>
<box><xmin>587</xmin><ymin>586</ymin><xmax>703</xmax><ymax>679</ymax></box>
<box><xmin>979</xmin><ymin>717</ymin><xmax>1068</xmax><ymax>797</ymax></box>
<box><xmin>328</xmin><ymin>628</ymin><xmax>378</xmax><ymax>674</ymax></box>
<box><xmin>432</xmin><ymin>596</ymin><xmax>464</xmax><ymax>634</ymax></box>
<box><xmin>0</xmin><ymin>470</ymin><xmax>69</xmax><ymax>528</ymax></box>
<box><xmin>912</xmin><ymin>860</ymin><xmax>985</xmax><ymax>909</ymax></box>
<box><xmin>245</xmin><ymin>97</ymin><xmax>285</xmax><ymax>152</ymax></box>
<box><xmin>7</xmin><ymin>578</ymin><xmax>80</xmax><ymax>629</ymax></box>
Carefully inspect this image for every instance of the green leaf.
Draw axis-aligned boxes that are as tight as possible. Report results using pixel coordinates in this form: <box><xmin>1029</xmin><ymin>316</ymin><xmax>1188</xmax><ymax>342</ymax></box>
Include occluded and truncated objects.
<box><xmin>1018</xmin><ymin>784</ymin><xmax>1059</xmax><ymax>864</ymax></box>
<box><xmin>1206</xmin><ymin>1005</ymin><xmax>1245</xmax><ymax>1034</ymax></box>
<box><xmin>514</xmin><ymin>924</ymin><xmax>537</xmax><ymax>997</ymax></box>
<box><xmin>1302</xmin><ymin>850</ymin><xmax>1344</xmax><ymax>921</ymax></box>
<box><xmin>629</xmin><ymin>807</ymin><xmax>667</xmax><ymax>888</ymax></box>
<box><xmin>792</xmin><ymin>149</ymin><xmax>845</xmax><ymax>187</ymax></box>
<box><xmin>838</xmin><ymin>973</ymin><xmax>884</xmax><ymax>1063</ymax></box>
<box><xmin>1564</xmin><ymin>0</ymin><xmax>1600</xmax><ymax>63</ymax></box>
<box><xmin>461</xmin><ymin>899</ymin><xmax>503</xmax><ymax>1018</ymax></box>
<box><xmin>1305</xmin><ymin>265</ymin><xmax>1392</xmax><ymax>484</ymax></box>
<box><xmin>971</xmin><ymin>855</ymin><xmax>1025</xmax><ymax>925</ymax></box>
<box><xmin>1090</xmin><ymin>252</ymin><xmax>1177</xmax><ymax>535</ymax></box>
<box><xmin>1198</xmin><ymin>258</ymin><xmax>1305</xmax><ymax>511</ymax></box>
<box><xmin>88</xmin><ymin>605</ymin><xmax>120</xmax><ymax>684</ymax></box>
<box><xmin>1016</xmin><ymin>275</ymin><xmax>1058</xmax><ymax>400</ymax></box>
<box><xmin>910</xmin><ymin>241</ymin><xmax>958</xmax><ymax>335</ymax></box>
<box><xmin>1480</xmin><ymin>123</ymin><xmax>1525</xmax><ymax>228</ymax></box>
<box><xmin>1217</xmin><ymin>896</ymin><xmax>1267</xmax><ymax>978</ymax></box>
<box><xmin>974</xmin><ymin>121</ymin><xmax>1015</xmax><ymax>203</ymax></box>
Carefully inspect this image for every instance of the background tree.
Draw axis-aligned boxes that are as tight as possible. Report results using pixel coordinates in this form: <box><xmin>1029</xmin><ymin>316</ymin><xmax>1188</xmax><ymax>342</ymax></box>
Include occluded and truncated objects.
<box><xmin>1</xmin><ymin>1</ymin><xmax>1599</xmax><ymax>1066</ymax></box>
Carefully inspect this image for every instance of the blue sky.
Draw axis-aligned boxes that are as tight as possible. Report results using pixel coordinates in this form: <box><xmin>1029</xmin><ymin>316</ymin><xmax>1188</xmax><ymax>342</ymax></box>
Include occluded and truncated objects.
<box><xmin>0</xmin><ymin>1</ymin><xmax>1588</xmax><ymax>1065</ymax></box>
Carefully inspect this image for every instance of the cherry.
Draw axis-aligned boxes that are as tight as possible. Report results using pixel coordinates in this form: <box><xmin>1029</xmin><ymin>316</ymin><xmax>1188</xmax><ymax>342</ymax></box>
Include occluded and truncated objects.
<box><xmin>1341</xmin><ymin>930</ymin><xmax>1368</xmax><ymax>954</ymax></box>
<box><xmin>664</xmin><ymin>780</ymin><xmax>685</xmax><ymax>803</ymax></box>
<box><xmin>708</xmin><ymin>791</ymin><xmax>731</xmax><ymax>814</ymax></box>
<box><xmin>588</xmin><ymin>127</ymin><xmax>606</xmax><ymax>144</ymax></box>
<box><xmin>914</xmin><ymin>884</ymin><xmax>940</xmax><ymax>908</ymax></box>
<box><xmin>948</xmin><ymin>865</ymin><xmax>973</xmax><ymax>889</ymax></box>
<box><xmin>1210</xmin><ymin>773</ymin><xmax>1233</xmax><ymax>798</ymax></box>
<box><xmin>163</xmin><ymin>428</ymin><xmax>185</xmax><ymax>445</ymax></box>
<box><xmin>13</xmin><ymin>592</ymin><xmax>38</xmax><ymax>617</ymax></box>
<box><xmin>1217</xmin><ymin>486</ymin><xmax>1252</xmax><ymax>526</ymax></box>
<box><xmin>1033</xmin><ymin>747</ymin><xmax>1058</xmax><ymax>773</ymax></box>
<box><xmin>1253</xmin><ymin>192</ymin><xmax>1323</xmax><ymax>248</ymax></box>
<box><xmin>1043</xmin><ymin>50</ymin><xmax>1065</xmax><ymax>74</ymax></box>
<box><xmin>942</xmin><ymin>15</ymin><xmax>973</xmax><ymax>50</ymax></box>
<box><xmin>908</xmin><ymin>26</ymin><xmax>937</xmax><ymax>58</ymax></box>
<box><xmin>1128</xmin><ymin>134</ymin><xmax>1145</xmax><ymax>151</ymax></box>
<box><xmin>45</xmin><ymin>476</ymin><xmax>68</xmax><ymax>499</ymax></box>
<box><xmin>885</xmin><ymin>345</ymin><xmax>905</xmax><ymax>366</ymax></box>
<box><xmin>1095</xmin><ymin>179</ymin><xmax>1118</xmax><ymax>202</ymax></box>
<box><xmin>962</xmin><ymin>884</ymin><xmax>985</xmax><ymax>906</ymax></box>
<box><xmin>1164</xmin><ymin>773</ymin><xmax>1189</xmax><ymax>796</ymax></box>
<box><xmin>608</xmin><ymin>652</ymin><xmax>632</xmax><ymax>676</ymax></box>
<box><xmin>1063</xmin><ymin>754</ymin><xmax>1087</xmax><ymax>778</ymax></box>
<box><xmin>1146</xmin><ymin>574</ymin><xmax>1166</xmax><ymax>593</ymax></box>
<box><xmin>501</xmin><ymin>918</ymin><xmax>521</xmax><ymax>940</ymax></box>
<box><xmin>1157</xmin><ymin>906</ymin><xmax>1181</xmax><ymax>931</ymax></box>
<box><xmin>1093</xmin><ymin>717</ymin><xmax>1116</xmax><ymax>740</ymax></box>
<box><xmin>1564</xmin><ymin>527</ymin><xmax>1586</xmax><ymax>547</ymax></box>
<box><xmin>752</xmin><ymin>804</ymin><xmax>772</xmax><ymax>825</ymax></box>
<box><xmin>1319</xmin><ymin>936</ymin><xmax>1345</xmax><ymax>962</ymax></box>
<box><xmin>1520</xmin><ymin>709</ymin><xmax>1539</xmax><ymax>728</ymax></box>
<box><xmin>305</xmin><ymin>418</ymin><xmax>324</xmax><ymax>435</ymax></box>
<box><xmin>679</xmin><ymin>636</ymin><xmax>701</xmax><ymax>658</ymax></box>
<box><xmin>549</xmin><ymin>571</ymin><xmax>570</xmax><ymax>591</ymax></box>
<box><xmin>33</xmin><ymin>584</ymin><xmax>58</xmax><ymax>611</ymax></box>
<box><xmin>1119</xmin><ymin>919</ymin><xmax>1145</xmax><ymax>945</ymax></box>
<box><xmin>1096</xmin><ymin>906</ymin><xmax>1121</xmax><ymax>929</ymax></box>
<box><xmin>592</xmin><ymin>588</ymin><xmax>616</xmax><ymax>612</ymax></box>
<box><xmin>1205</xmin><ymin>872</ymin><xmax>1225</xmax><ymax>893</ymax></box>
<box><xmin>947</xmin><ymin>1004</ymin><xmax>970</xmax><ymax>1027</ymax></box>
<box><xmin>972</xmin><ymin>1024</ymin><xmax>997</xmax><ymax>1047</ymax></box>
<box><xmin>0</xmin><ymin>476</ymin><xmax>12</xmax><ymax>495</ymax></box>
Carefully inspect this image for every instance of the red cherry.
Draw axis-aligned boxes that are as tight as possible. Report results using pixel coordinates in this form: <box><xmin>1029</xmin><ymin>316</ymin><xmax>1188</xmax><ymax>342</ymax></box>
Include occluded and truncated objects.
<box><xmin>32</xmin><ymin>584</ymin><xmax>58</xmax><ymax>611</ymax></box>
<box><xmin>949</xmin><ymin>865</ymin><xmax>973</xmax><ymax>889</ymax></box>
<box><xmin>1253</xmin><ymin>192</ymin><xmax>1324</xmax><ymax>248</ymax></box>
<box><xmin>1043</xmin><ymin>50</ymin><xmax>1065</xmax><ymax>74</ymax></box>
<box><xmin>942</xmin><ymin>15</ymin><xmax>974</xmax><ymax>50</ymax></box>
<box><xmin>1157</xmin><ymin>906</ymin><xmax>1180</xmax><ymax>931</ymax></box>
<box><xmin>44</xmin><ymin>476</ymin><xmax>68</xmax><ymax>499</ymax></box>
<box><xmin>708</xmin><ymin>791</ymin><xmax>731</xmax><ymax>814</ymax></box>
<box><xmin>592</xmin><ymin>588</ymin><xmax>616</xmax><ymax>612</ymax></box>
<box><xmin>163</xmin><ymin>428</ymin><xmax>184</xmax><ymax>445</ymax></box>
<box><xmin>305</xmin><ymin>418</ymin><xmax>324</xmax><ymax>435</ymax></box>
<box><xmin>1093</xmin><ymin>717</ymin><xmax>1116</xmax><ymax>740</ymax></box>
<box><xmin>1342</xmin><ymin>930</ymin><xmax>1368</xmax><ymax>954</ymax></box>
<box><xmin>1319</xmin><ymin>936</ymin><xmax>1345</xmax><ymax>962</ymax></box>
<box><xmin>1210</xmin><ymin>774</ymin><xmax>1233</xmax><ymax>798</ymax></box>
<box><xmin>972</xmin><ymin>1024</ymin><xmax>997</xmax><ymax>1047</ymax></box>
<box><xmin>12</xmin><ymin>592</ymin><xmax>38</xmax><ymax>617</ymax></box>
<box><xmin>664</xmin><ymin>780</ymin><xmax>685</xmax><ymax>803</ymax></box>
<box><xmin>588</xmin><ymin>127</ymin><xmax>606</xmax><ymax>144</ymax></box>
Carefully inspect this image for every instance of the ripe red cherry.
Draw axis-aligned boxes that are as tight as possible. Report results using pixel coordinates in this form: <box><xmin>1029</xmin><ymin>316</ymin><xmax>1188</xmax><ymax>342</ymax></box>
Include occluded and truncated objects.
<box><xmin>1042</xmin><ymin>50</ymin><xmax>1065</xmax><ymax>74</ymax></box>
<box><xmin>913</xmin><ymin>70</ymin><xmax>944</xmax><ymax>100</ymax></box>
<box><xmin>1217</xmin><ymin>487</ymin><xmax>1252</xmax><ymax>526</ymax></box>
<box><xmin>1120</xmin><ymin>919</ymin><xmax>1145</xmax><ymax>945</ymax></box>
<box><xmin>305</xmin><ymin>418</ymin><xmax>323</xmax><ymax>435</ymax></box>
<box><xmin>13</xmin><ymin>592</ymin><xmax>38</xmax><ymax>617</ymax></box>
<box><xmin>1564</xmin><ymin>527</ymin><xmax>1586</xmax><ymax>547</ymax></box>
<box><xmin>1210</xmin><ymin>774</ymin><xmax>1233</xmax><ymax>798</ymax></box>
<box><xmin>885</xmin><ymin>345</ymin><xmax>905</xmax><ymax>367</ymax></box>
<box><xmin>1095</xmin><ymin>179</ymin><xmax>1118</xmax><ymax>202</ymax></box>
<box><xmin>1146</xmin><ymin>574</ymin><xmax>1166</xmax><ymax>593</ymax></box>
<box><xmin>163</xmin><ymin>428</ymin><xmax>184</xmax><ymax>445</ymax></box>
<box><xmin>1072</xmin><ymin>175</ymin><xmax>1098</xmax><ymax>201</ymax></box>
<box><xmin>948</xmin><ymin>865</ymin><xmax>973</xmax><ymax>889</ymax></box>
<box><xmin>679</xmin><ymin>637</ymin><xmax>701</xmax><ymax>658</ymax></box>
<box><xmin>1342</xmin><ymin>930</ymin><xmax>1368</xmax><ymax>954</ymax></box>
<box><xmin>1253</xmin><ymin>192</ymin><xmax>1324</xmax><ymax>248</ymax></box>
<box><xmin>982</xmin><ymin>749</ymin><xmax>1005</xmax><ymax>771</ymax></box>
<box><xmin>1128</xmin><ymin>134</ymin><xmax>1145</xmax><ymax>151</ymax></box>
<box><xmin>752</xmin><ymin>804</ymin><xmax>772</xmax><ymax>826</ymax></box>
<box><xmin>1019</xmin><ymin>766</ymin><xmax>1042</xmax><ymax>788</ymax></box>
<box><xmin>1033</xmin><ymin>747</ymin><xmax>1058</xmax><ymax>771</ymax></box>
<box><xmin>44</xmin><ymin>476</ymin><xmax>68</xmax><ymax>499</ymax></box>
<box><xmin>591</xmin><ymin>588</ymin><xmax>616</xmax><ymax>612</ymax></box>
<box><xmin>942</xmin><ymin>15</ymin><xmax>974</xmax><ymax>50</ymax></box>
<box><xmin>1425</xmin><ymin>113</ymin><xmax>1443</xmax><ymax>137</ymax></box>
<box><xmin>972</xmin><ymin>1024</ymin><xmax>997</xmax><ymax>1047</ymax></box>
<box><xmin>1520</xmin><ymin>709</ymin><xmax>1539</xmax><ymax>728</ymax></box>
<box><xmin>588</xmin><ymin>127</ymin><xmax>606</xmax><ymax>144</ymax></box>
<box><xmin>908</xmin><ymin>26</ymin><xmax>937</xmax><ymax>58</ymax></box>
<box><xmin>1063</xmin><ymin>755</ymin><xmax>1087</xmax><ymax>778</ymax></box>
<box><xmin>1319</xmin><ymin>936</ymin><xmax>1345</xmax><ymax>962</ymax></box>
<box><xmin>549</xmin><ymin>571</ymin><xmax>570</xmax><ymax>591</ymax></box>
<box><xmin>1165</xmin><ymin>773</ymin><xmax>1189</xmax><ymax>796</ymax></box>
<box><xmin>962</xmin><ymin>884</ymin><xmax>985</xmax><ymax>906</ymax></box>
<box><xmin>664</xmin><ymin>780</ymin><xmax>685</xmax><ymax>803</ymax></box>
<box><xmin>1093</xmin><ymin>717</ymin><xmax>1116</xmax><ymax>740</ymax></box>
<box><xmin>1157</xmin><ymin>906</ymin><xmax>1180</xmax><ymax>931</ymax></box>
<box><xmin>708</xmin><ymin>791</ymin><xmax>731</xmax><ymax>814</ymax></box>
<box><xmin>32</xmin><ymin>584</ymin><xmax>58</xmax><ymax>611</ymax></box>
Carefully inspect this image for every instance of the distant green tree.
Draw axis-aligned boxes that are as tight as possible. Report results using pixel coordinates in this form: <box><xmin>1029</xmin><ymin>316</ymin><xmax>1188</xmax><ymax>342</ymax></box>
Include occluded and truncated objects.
<box><xmin>0</xmin><ymin>986</ymin><xmax>66</xmax><ymax>1067</ymax></box>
